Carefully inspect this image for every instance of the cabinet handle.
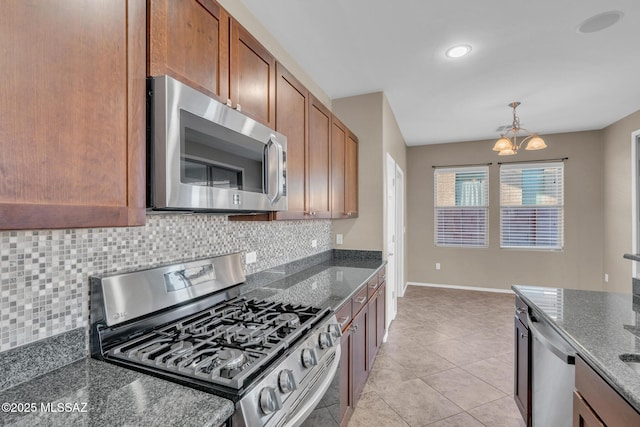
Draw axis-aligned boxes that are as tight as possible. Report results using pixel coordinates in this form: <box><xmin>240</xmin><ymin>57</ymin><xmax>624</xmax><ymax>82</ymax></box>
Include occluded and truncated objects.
<box><xmin>378</xmin><ymin>289</ymin><xmax>383</xmax><ymax>297</ymax></box>
<box><xmin>369</xmin><ymin>282</ymin><xmax>379</xmax><ymax>290</ymax></box>
<box><xmin>355</xmin><ymin>296</ymin><xmax>366</xmax><ymax>304</ymax></box>
<box><xmin>350</xmin><ymin>323</ymin><xmax>358</xmax><ymax>332</ymax></box>
<box><xmin>226</xmin><ymin>99</ymin><xmax>233</xmax><ymax>107</ymax></box>
<box><xmin>236</xmin><ymin>103</ymin><xmax>242</xmax><ymax>112</ymax></box>
<box><xmin>338</xmin><ymin>316</ymin><xmax>350</xmax><ymax>328</ymax></box>
<box><xmin>516</xmin><ymin>307</ymin><xmax>527</xmax><ymax>314</ymax></box>
<box><xmin>379</xmin><ymin>275</ymin><xmax>386</xmax><ymax>280</ymax></box>
<box><xmin>520</xmin><ymin>332</ymin><xmax>528</xmax><ymax>339</ymax></box>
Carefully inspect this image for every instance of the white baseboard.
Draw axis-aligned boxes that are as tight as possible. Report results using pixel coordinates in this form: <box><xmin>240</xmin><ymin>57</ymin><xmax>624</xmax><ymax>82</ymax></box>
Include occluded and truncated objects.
<box><xmin>407</xmin><ymin>281</ymin><xmax>514</xmax><ymax>294</ymax></box>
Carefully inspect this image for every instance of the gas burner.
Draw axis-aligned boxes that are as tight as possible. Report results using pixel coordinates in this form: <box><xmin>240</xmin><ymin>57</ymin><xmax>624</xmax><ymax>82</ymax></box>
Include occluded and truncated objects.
<box><xmin>275</xmin><ymin>313</ymin><xmax>300</xmax><ymax>328</ymax></box>
<box><xmin>219</xmin><ymin>348</ymin><xmax>246</xmax><ymax>369</ymax></box>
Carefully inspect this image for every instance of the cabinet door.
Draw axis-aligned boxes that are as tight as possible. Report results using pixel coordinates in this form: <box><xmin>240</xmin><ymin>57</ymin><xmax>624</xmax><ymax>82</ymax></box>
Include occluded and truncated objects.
<box><xmin>514</xmin><ymin>317</ymin><xmax>532</xmax><ymax>426</ymax></box>
<box><xmin>377</xmin><ymin>283</ymin><xmax>386</xmax><ymax>347</ymax></box>
<box><xmin>230</xmin><ymin>20</ymin><xmax>276</xmax><ymax>128</ymax></box>
<box><xmin>366</xmin><ymin>293</ymin><xmax>378</xmax><ymax>368</ymax></box>
<box><xmin>339</xmin><ymin>327</ymin><xmax>354</xmax><ymax>426</ymax></box>
<box><xmin>272</xmin><ymin>64</ymin><xmax>308</xmax><ymax>220</ymax></box>
<box><xmin>307</xmin><ymin>95</ymin><xmax>332</xmax><ymax>218</ymax></box>
<box><xmin>573</xmin><ymin>392</ymin><xmax>605</xmax><ymax>427</ymax></box>
<box><xmin>148</xmin><ymin>0</ymin><xmax>229</xmax><ymax>102</ymax></box>
<box><xmin>331</xmin><ymin>117</ymin><xmax>347</xmax><ymax>218</ymax></box>
<box><xmin>345</xmin><ymin>130</ymin><xmax>359</xmax><ymax>218</ymax></box>
<box><xmin>352</xmin><ymin>306</ymin><xmax>368</xmax><ymax>401</ymax></box>
<box><xmin>0</xmin><ymin>0</ymin><xmax>146</xmax><ymax>230</ymax></box>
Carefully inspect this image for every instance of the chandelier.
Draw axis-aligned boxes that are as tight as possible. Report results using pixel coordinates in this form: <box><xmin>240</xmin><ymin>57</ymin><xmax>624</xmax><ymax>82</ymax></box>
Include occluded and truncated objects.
<box><xmin>492</xmin><ymin>102</ymin><xmax>546</xmax><ymax>155</ymax></box>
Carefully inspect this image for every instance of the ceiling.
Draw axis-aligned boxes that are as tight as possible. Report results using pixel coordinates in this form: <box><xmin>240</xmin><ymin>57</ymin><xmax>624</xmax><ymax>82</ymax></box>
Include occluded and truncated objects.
<box><xmin>239</xmin><ymin>0</ymin><xmax>640</xmax><ymax>146</ymax></box>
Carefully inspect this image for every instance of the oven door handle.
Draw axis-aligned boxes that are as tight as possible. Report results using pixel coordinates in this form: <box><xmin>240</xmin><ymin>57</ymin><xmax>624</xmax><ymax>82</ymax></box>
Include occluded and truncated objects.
<box><xmin>265</xmin><ymin>136</ymin><xmax>284</xmax><ymax>205</ymax></box>
<box><xmin>284</xmin><ymin>345</ymin><xmax>341</xmax><ymax>427</ymax></box>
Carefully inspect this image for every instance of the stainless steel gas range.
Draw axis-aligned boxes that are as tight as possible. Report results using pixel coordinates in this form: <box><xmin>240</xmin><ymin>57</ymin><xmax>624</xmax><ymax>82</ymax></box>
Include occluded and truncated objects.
<box><xmin>90</xmin><ymin>253</ymin><xmax>341</xmax><ymax>427</ymax></box>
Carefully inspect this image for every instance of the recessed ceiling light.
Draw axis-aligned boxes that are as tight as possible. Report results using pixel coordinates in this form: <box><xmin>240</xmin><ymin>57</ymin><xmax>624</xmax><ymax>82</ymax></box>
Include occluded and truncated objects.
<box><xmin>445</xmin><ymin>45</ymin><xmax>472</xmax><ymax>59</ymax></box>
<box><xmin>578</xmin><ymin>10</ymin><xmax>623</xmax><ymax>34</ymax></box>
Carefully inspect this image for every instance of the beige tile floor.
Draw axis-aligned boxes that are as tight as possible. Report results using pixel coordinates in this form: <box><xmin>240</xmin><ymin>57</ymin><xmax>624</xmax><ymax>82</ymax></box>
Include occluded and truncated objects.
<box><xmin>348</xmin><ymin>285</ymin><xmax>526</xmax><ymax>427</ymax></box>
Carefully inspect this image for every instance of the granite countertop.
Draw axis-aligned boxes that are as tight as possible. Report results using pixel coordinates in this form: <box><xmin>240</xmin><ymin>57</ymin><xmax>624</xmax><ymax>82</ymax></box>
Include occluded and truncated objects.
<box><xmin>513</xmin><ymin>285</ymin><xmax>640</xmax><ymax>414</ymax></box>
<box><xmin>0</xmin><ymin>358</ymin><xmax>234</xmax><ymax>427</ymax></box>
<box><xmin>242</xmin><ymin>259</ymin><xmax>385</xmax><ymax>310</ymax></box>
<box><xmin>0</xmin><ymin>251</ymin><xmax>383</xmax><ymax>427</ymax></box>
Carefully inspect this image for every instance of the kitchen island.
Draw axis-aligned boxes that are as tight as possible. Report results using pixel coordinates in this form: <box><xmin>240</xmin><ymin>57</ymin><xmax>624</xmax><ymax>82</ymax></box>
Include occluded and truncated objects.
<box><xmin>513</xmin><ymin>285</ymin><xmax>640</xmax><ymax>424</ymax></box>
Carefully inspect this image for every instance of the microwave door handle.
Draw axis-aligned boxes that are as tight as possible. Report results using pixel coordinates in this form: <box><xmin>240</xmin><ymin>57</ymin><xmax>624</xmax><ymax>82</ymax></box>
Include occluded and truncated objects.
<box><xmin>267</xmin><ymin>137</ymin><xmax>284</xmax><ymax>204</ymax></box>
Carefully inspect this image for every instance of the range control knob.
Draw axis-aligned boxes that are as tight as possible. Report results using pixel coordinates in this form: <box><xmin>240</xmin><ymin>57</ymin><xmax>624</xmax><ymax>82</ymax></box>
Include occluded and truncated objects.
<box><xmin>259</xmin><ymin>386</ymin><xmax>282</xmax><ymax>415</ymax></box>
<box><xmin>327</xmin><ymin>323</ymin><xmax>341</xmax><ymax>339</ymax></box>
<box><xmin>301</xmin><ymin>348</ymin><xmax>318</xmax><ymax>368</ymax></box>
<box><xmin>318</xmin><ymin>332</ymin><xmax>333</xmax><ymax>349</ymax></box>
<box><xmin>278</xmin><ymin>369</ymin><xmax>297</xmax><ymax>394</ymax></box>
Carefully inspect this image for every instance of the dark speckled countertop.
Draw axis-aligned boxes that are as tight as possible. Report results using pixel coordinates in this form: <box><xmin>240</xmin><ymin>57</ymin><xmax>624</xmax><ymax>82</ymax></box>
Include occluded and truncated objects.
<box><xmin>242</xmin><ymin>259</ymin><xmax>384</xmax><ymax>310</ymax></box>
<box><xmin>0</xmin><ymin>358</ymin><xmax>234</xmax><ymax>427</ymax></box>
<box><xmin>513</xmin><ymin>285</ymin><xmax>640</xmax><ymax>414</ymax></box>
<box><xmin>0</xmin><ymin>251</ymin><xmax>383</xmax><ymax>427</ymax></box>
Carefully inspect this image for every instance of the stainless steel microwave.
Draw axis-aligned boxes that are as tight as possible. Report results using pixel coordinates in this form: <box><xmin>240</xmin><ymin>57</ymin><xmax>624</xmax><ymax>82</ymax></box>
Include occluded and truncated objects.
<box><xmin>147</xmin><ymin>75</ymin><xmax>287</xmax><ymax>213</ymax></box>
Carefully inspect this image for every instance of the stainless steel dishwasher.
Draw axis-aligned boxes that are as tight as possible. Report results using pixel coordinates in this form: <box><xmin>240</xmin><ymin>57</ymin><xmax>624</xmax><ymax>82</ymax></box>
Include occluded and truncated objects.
<box><xmin>528</xmin><ymin>314</ymin><xmax>576</xmax><ymax>427</ymax></box>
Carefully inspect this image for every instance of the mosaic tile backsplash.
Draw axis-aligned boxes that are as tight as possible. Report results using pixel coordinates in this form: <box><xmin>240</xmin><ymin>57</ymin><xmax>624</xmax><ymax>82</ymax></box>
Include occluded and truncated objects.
<box><xmin>0</xmin><ymin>214</ymin><xmax>332</xmax><ymax>352</ymax></box>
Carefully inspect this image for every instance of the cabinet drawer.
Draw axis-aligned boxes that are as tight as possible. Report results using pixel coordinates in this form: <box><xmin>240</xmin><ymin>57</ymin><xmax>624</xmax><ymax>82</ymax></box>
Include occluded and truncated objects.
<box><xmin>575</xmin><ymin>355</ymin><xmax>640</xmax><ymax>426</ymax></box>
<box><xmin>352</xmin><ymin>286</ymin><xmax>368</xmax><ymax>317</ymax></box>
<box><xmin>378</xmin><ymin>267</ymin><xmax>386</xmax><ymax>284</ymax></box>
<box><xmin>367</xmin><ymin>276</ymin><xmax>380</xmax><ymax>299</ymax></box>
<box><xmin>336</xmin><ymin>301</ymin><xmax>352</xmax><ymax>333</ymax></box>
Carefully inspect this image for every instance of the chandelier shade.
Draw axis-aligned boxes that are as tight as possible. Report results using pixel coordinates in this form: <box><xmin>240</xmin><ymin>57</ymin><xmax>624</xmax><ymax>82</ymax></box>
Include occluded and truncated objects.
<box><xmin>492</xmin><ymin>102</ymin><xmax>546</xmax><ymax>155</ymax></box>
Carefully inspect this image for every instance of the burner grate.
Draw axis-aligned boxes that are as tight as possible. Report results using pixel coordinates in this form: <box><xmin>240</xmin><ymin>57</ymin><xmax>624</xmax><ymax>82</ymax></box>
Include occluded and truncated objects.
<box><xmin>107</xmin><ymin>296</ymin><xmax>327</xmax><ymax>389</ymax></box>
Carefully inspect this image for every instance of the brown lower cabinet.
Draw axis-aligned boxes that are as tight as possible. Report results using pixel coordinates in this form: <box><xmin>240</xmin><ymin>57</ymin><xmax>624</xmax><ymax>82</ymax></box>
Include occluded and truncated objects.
<box><xmin>336</xmin><ymin>267</ymin><xmax>387</xmax><ymax>426</ymax></box>
<box><xmin>514</xmin><ymin>297</ymin><xmax>532</xmax><ymax>427</ymax></box>
<box><xmin>574</xmin><ymin>355</ymin><xmax>640</xmax><ymax>426</ymax></box>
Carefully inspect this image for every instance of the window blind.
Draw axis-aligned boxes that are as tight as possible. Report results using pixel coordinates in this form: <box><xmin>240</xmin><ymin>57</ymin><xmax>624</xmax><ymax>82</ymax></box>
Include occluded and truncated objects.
<box><xmin>500</xmin><ymin>162</ymin><xmax>564</xmax><ymax>250</ymax></box>
<box><xmin>434</xmin><ymin>166</ymin><xmax>488</xmax><ymax>247</ymax></box>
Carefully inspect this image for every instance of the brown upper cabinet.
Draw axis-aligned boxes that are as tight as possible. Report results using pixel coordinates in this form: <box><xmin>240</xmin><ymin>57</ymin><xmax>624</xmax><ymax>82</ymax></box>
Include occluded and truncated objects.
<box><xmin>272</xmin><ymin>64</ymin><xmax>309</xmax><ymax>220</ymax></box>
<box><xmin>307</xmin><ymin>95</ymin><xmax>332</xmax><ymax>219</ymax></box>
<box><xmin>0</xmin><ymin>0</ymin><xmax>146</xmax><ymax>230</ymax></box>
<box><xmin>331</xmin><ymin>117</ymin><xmax>359</xmax><ymax>219</ymax></box>
<box><xmin>229</xmin><ymin>20</ymin><xmax>276</xmax><ymax>128</ymax></box>
<box><xmin>148</xmin><ymin>0</ymin><xmax>229</xmax><ymax>103</ymax></box>
<box><xmin>345</xmin><ymin>130</ymin><xmax>359</xmax><ymax>217</ymax></box>
<box><xmin>148</xmin><ymin>0</ymin><xmax>275</xmax><ymax>128</ymax></box>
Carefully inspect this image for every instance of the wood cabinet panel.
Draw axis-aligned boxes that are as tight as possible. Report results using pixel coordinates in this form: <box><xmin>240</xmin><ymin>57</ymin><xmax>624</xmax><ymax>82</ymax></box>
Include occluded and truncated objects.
<box><xmin>376</xmin><ymin>282</ymin><xmax>386</xmax><ymax>348</ymax></box>
<box><xmin>345</xmin><ymin>130</ymin><xmax>359</xmax><ymax>217</ymax></box>
<box><xmin>307</xmin><ymin>95</ymin><xmax>332</xmax><ymax>218</ymax></box>
<box><xmin>0</xmin><ymin>0</ymin><xmax>145</xmax><ymax>229</ymax></box>
<box><xmin>574</xmin><ymin>355</ymin><xmax>640</xmax><ymax>426</ymax></box>
<box><xmin>331</xmin><ymin>117</ymin><xmax>346</xmax><ymax>218</ymax></box>
<box><xmin>339</xmin><ymin>327</ymin><xmax>354</xmax><ymax>426</ymax></box>
<box><xmin>272</xmin><ymin>64</ymin><xmax>308</xmax><ymax>220</ymax></box>
<box><xmin>352</xmin><ymin>305</ymin><xmax>368</xmax><ymax>401</ymax></box>
<box><xmin>148</xmin><ymin>0</ymin><xmax>229</xmax><ymax>102</ymax></box>
<box><xmin>573</xmin><ymin>392</ymin><xmax>605</xmax><ymax>427</ymax></box>
<box><xmin>514</xmin><ymin>316</ymin><xmax>531</xmax><ymax>426</ymax></box>
<box><xmin>331</xmin><ymin>117</ymin><xmax>358</xmax><ymax>219</ymax></box>
<box><xmin>230</xmin><ymin>20</ymin><xmax>276</xmax><ymax>128</ymax></box>
<box><xmin>366</xmin><ymin>292</ymin><xmax>378</xmax><ymax>369</ymax></box>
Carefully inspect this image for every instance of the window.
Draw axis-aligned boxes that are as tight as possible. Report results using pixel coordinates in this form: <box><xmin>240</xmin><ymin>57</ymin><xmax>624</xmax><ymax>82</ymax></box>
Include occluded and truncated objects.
<box><xmin>434</xmin><ymin>166</ymin><xmax>489</xmax><ymax>247</ymax></box>
<box><xmin>500</xmin><ymin>162</ymin><xmax>564</xmax><ymax>249</ymax></box>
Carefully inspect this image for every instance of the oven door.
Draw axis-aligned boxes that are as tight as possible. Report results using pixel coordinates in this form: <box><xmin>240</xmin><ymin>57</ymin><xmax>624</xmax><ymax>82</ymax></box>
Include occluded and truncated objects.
<box><xmin>150</xmin><ymin>75</ymin><xmax>287</xmax><ymax>212</ymax></box>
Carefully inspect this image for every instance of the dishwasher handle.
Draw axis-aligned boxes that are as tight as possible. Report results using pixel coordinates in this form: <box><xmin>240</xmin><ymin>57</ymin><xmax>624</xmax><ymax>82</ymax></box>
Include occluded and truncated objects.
<box><xmin>527</xmin><ymin>315</ymin><xmax>575</xmax><ymax>365</ymax></box>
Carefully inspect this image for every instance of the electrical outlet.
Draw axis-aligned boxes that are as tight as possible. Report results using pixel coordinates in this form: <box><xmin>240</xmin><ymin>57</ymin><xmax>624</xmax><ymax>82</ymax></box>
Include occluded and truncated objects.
<box><xmin>336</xmin><ymin>234</ymin><xmax>343</xmax><ymax>245</ymax></box>
<box><xmin>246</xmin><ymin>252</ymin><xmax>257</xmax><ymax>264</ymax></box>
<box><xmin>311</xmin><ymin>239</ymin><xmax>317</xmax><ymax>248</ymax></box>
<box><xmin>604</xmin><ymin>273</ymin><xmax>609</xmax><ymax>283</ymax></box>
<box><xmin>435</xmin><ymin>262</ymin><xmax>441</xmax><ymax>270</ymax></box>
